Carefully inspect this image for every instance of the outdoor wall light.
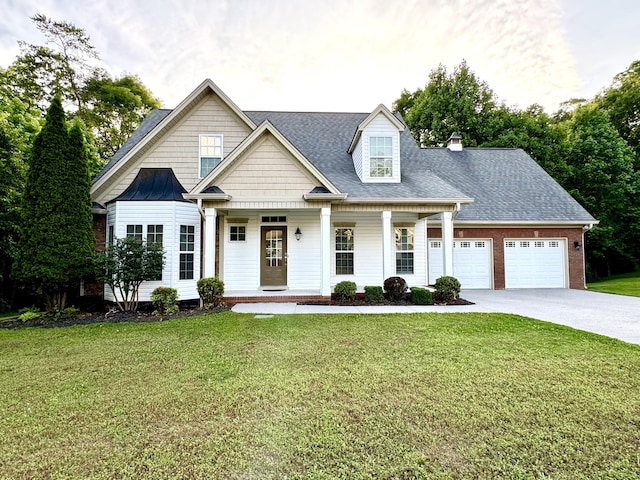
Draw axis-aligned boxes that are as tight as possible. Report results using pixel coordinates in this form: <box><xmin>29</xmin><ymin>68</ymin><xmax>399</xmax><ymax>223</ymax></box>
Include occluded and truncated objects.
<box><xmin>573</xmin><ymin>241</ymin><xmax>582</xmax><ymax>250</ymax></box>
<box><xmin>294</xmin><ymin>227</ymin><xmax>302</xmax><ymax>241</ymax></box>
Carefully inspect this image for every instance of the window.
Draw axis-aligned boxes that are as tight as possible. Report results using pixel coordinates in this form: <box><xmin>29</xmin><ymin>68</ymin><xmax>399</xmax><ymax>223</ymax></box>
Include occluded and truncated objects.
<box><xmin>369</xmin><ymin>136</ymin><xmax>393</xmax><ymax>177</ymax></box>
<box><xmin>520</xmin><ymin>241</ymin><xmax>530</xmax><ymax>248</ymax></box>
<box><xmin>459</xmin><ymin>241</ymin><xmax>471</xmax><ymax>248</ymax></box>
<box><xmin>335</xmin><ymin>228</ymin><xmax>354</xmax><ymax>275</ymax></box>
<box><xmin>535</xmin><ymin>241</ymin><xmax>545</xmax><ymax>248</ymax></box>
<box><xmin>126</xmin><ymin>224</ymin><xmax>143</xmax><ymax>241</ymax></box>
<box><xmin>261</xmin><ymin>215</ymin><xmax>287</xmax><ymax>223</ymax></box>
<box><xmin>475</xmin><ymin>241</ymin><xmax>486</xmax><ymax>248</ymax></box>
<box><xmin>147</xmin><ymin>225</ymin><xmax>163</xmax><ymax>246</ymax></box>
<box><xmin>108</xmin><ymin>225</ymin><xmax>114</xmax><ymax>246</ymax></box>
<box><xmin>506</xmin><ymin>241</ymin><xmax>516</xmax><ymax>248</ymax></box>
<box><xmin>179</xmin><ymin>225</ymin><xmax>195</xmax><ymax>280</ymax></box>
<box><xmin>395</xmin><ymin>227</ymin><xmax>414</xmax><ymax>274</ymax></box>
<box><xmin>199</xmin><ymin>134</ymin><xmax>223</xmax><ymax>177</ymax></box>
<box><xmin>230</xmin><ymin>225</ymin><xmax>246</xmax><ymax>242</ymax></box>
<box><xmin>147</xmin><ymin>225</ymin><xmax>163</xmax><ymax>280</ymax></box>
<box><xmin>549</xmin><ymin>241</ymin><xmax>559</xmax><ymax>248</ymax></box>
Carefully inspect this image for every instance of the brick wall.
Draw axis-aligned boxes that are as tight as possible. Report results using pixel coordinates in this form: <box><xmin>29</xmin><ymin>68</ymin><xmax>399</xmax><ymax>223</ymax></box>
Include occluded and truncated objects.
<box><xmin>427</xmin><ymin>226</ymin><xmax>586</xmax><ymax>289</ymax></box>
<box><xmin>83</xmin><ymin>213</ymin><xmax>107</xmax><ymax>299</ymax></box>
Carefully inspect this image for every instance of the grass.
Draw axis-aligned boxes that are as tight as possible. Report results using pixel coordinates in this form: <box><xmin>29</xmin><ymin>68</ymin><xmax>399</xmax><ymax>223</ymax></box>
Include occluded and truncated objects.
<box><xmin>1</xmin><ymin>312</ymin><xmax>639</xmax><ymax>479</ymax></box>
<box><xmin>587</xmin><ymin>270</ymin><xmax>640</xmax><ymax>297</ymax></box>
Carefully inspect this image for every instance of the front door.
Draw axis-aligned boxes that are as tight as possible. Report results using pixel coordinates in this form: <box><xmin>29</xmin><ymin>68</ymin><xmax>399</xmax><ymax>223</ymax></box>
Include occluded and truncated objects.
<box><xmin>261</xmin><ymin>226</ymin><xmax>287</xmax><ymax>287</ymax></box>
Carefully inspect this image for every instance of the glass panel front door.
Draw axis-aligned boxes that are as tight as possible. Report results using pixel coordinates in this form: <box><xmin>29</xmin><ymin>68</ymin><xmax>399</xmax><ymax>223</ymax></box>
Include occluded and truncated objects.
<box><xmin>261</xmin><ymin>226</ymin><xmax>287</xmax><ymax>286</ymax></box>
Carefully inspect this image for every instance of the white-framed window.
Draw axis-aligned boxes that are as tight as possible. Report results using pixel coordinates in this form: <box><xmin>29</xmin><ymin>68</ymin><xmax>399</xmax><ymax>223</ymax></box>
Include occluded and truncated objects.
<box><xmin>369</xmin><ymin>136</ymin><xmax>393</xmax><ymax>178</ymax></box>
<box><xmin>395</xmin><ymin>227</ymin><xmax>414</xmax><ymax>274</ymax></box>
<box><xmin>230</xmin><ymin>225</ymin><xmax>246</xmax><ymax>242</ymax></box>
<box><xmin>179</xmin><ymin>225</ymin><xmax>195</xmax><ymax>280</ymax></box>
<box><xmin>147</xmin><ymin>225</ymin><xmax>163</xmax><ymax>246</ymax></box>
<box><xmin>199</xmin><ymin>134</ymin><xmax>223</xmax><ymax>178</ymax></box>
<box><xmin>126</xmin><ymin>224</ymin><xmax>143</xmax><ymax>241</ymax></box>
<box><xmin>335</xmin><ymin>227</ymin><xmax>355</xmax><ymax>275</ymax></box>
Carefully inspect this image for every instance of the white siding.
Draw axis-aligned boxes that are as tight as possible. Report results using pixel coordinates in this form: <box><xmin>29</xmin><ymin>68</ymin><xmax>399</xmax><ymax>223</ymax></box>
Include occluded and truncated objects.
<box><xmin>329</xmin><ymin>213</ymin><xmax>426</xmax><ymax>289</ymax></box>
<box><xmin>222</xmin><ymin>216</ymin><xmax>260</xmax><ymax>290</ymax></box>
<box><xmin>103</xmin><ymin>201</ymin><xmax>201</xmax><ymax>302</ymax></box>
<box><xmin>362</xmin><ymin>114</ymin><xmax>401</xmax><ymax>183</ymax></box>
<box><xmin>352</xmin><ymin>136</ymin><xmax>363</xmax><ymax>181</ymax></box>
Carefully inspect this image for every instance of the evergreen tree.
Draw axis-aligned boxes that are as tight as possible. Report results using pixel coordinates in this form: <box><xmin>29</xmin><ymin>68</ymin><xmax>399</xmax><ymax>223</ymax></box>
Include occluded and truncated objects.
<box><xmin>13</xmin><ymin>96</ymin><xmax>94</xmax><ymax>310</ymax></box>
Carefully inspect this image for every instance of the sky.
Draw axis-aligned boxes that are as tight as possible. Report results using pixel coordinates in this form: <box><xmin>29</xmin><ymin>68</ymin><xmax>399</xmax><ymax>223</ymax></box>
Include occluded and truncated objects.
<box><xmin>0</xmin><ymin>0</ymin><xmax>639</xmax><ymax>113</ymax></box>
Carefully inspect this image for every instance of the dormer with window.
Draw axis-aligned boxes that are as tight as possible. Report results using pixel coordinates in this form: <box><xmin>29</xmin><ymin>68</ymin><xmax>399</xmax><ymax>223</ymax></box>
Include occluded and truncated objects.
<box><xmin>348</xmin><ymin>104</ymin><xmax>404</xmax><ymax>183</ymax></box>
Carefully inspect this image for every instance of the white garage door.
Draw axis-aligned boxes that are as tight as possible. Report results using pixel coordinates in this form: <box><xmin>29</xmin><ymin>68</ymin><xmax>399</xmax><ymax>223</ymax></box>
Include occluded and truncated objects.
<box><xmin>504</xmin><ymin>239</ymin><xmax>566</xmax><ymax>288</ymax></box>
<box><xmin>428</xmin><ymin>239</ymin><xmax>492</xmax><ymax>289</ymax></box>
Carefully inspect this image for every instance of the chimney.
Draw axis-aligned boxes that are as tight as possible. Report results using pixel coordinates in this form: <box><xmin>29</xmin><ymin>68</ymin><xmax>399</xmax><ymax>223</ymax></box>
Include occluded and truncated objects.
<box><xmin>447</xmin><ymin>132</ymin><xmax>462</xmax><ymax>151</ymax></box>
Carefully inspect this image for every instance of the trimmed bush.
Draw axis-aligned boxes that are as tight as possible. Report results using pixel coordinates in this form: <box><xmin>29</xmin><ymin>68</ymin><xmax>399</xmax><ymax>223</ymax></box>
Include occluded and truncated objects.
<box><xmin>384</xmin><ymin>276</ymin><xmax>408</xmax><ymax>302</ymax></box>
<box><xmin>434</xmin><ymin>276</ymin><xmax>461</xmax><ymax>304</ymax></box>
<box><xmin>411</xmin><ymin>287</ymin><xmax>432</xmax><ymax>305</ymax></box>
<box><xmin>197</xmin><ymin>277</ymin><xmax>225</xmax><ymax>308</ymax></box>
<box><xmin>151</xmin><ymin>287</ymin><xmax>179</xmax><ymax>315</ymax></box>
<box><xmin>364</xmin><ymin>286</ymin><xmax>384</xmax><ymax>304</ymax></box>
<box><xmin>334</xmin><ymin>281</ymin><xmax>357</xmax><ymax>304</ymax></box>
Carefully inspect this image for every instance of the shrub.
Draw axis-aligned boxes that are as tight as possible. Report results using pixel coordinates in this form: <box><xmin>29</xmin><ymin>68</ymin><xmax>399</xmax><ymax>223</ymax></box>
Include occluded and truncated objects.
<box><xmin>434</xmin><ymin>276</ymin><xmax>461</xmax><ymax>304</ymax></box>
<box><xmin>18</xmin><ymin>306</ymin><xmax>42</xmax><ymax>322</ymax></box>
<box><xmin>411</xmin><ymin>287</ymin><xmax>432</xmax><ymax>305</ymax></box>
<box><xmin>197</xmin><ymin>277</ymin><xmax>225</xmax><ymax>308</ymax></box>
<box><xmin>151</xmin><ymin>287</ymin><xmax>179</xmax><ymax>315</ymax></box>
<box><xmin>384</xmin><ymin>276</ymin><xmax>408</xmax><ymax>302</ymax></box>
<box><xmin>334</xmin><ymin>281</ymin><xmax>357</xmax><ymax>304</ymax></box>
<box><xmin>364</xmin><ymin>286</ymin><xmax>385</xmax><ymax>304</ymax></box>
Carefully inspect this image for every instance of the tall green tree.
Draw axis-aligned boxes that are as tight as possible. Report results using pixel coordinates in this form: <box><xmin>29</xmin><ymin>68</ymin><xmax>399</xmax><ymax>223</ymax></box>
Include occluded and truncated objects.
<box><xmin>13</xmin><ymin>96</ymin><xmax>94</xmax><ymax>311</ymax></box>
<box><xmin>563</xmin><ymin>105</ymin><xmax>639</xmax><ymax>276</ymax></box>
<box><xmin>394</xmin><ymin>61</ymin><xmax>500</xmax><ymax>146</ymax></box>
<box><xmin>79</xmin><ymin>71</ymin><xmax>161</xmax><ymax>163</ymax></box>
<box><xmin>598</xmin><ymin>60</ymin><xmax>640</xmax><ymax>167</ymax></box>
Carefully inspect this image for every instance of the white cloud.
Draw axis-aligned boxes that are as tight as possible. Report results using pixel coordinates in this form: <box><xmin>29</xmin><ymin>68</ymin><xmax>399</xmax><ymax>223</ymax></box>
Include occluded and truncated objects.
<box><xmin>0</xmin><ymin>0</ymin><xmax>626</xmax><ymax>113</ymax></box>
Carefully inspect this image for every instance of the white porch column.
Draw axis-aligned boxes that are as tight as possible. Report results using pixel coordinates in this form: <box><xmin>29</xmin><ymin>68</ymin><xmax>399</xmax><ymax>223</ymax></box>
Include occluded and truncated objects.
<box><xmin>442</xmin><ymin>211</ymin><xmax>454</xmax><ymax>276</ymax></box>
<box><xmin>204</xmin><ymin>207</ymin><xmax>217</xmax><ymax>278</ymax></box>
<box><xmin>320</xmin><ymin>207</ymin><xmax>331</xmax><ymax>296</ymax></box>
<box><xmin>382</xmin><ymin>211</ymin><xmax>393</xmax><ymax>279</ymax></box>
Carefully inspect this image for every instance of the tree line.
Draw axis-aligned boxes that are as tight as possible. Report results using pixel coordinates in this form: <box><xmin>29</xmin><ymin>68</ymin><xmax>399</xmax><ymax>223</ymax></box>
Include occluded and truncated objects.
<box><xmin>394</xmin><ymin>60</ymin><xmax>640</xmax><ymax>279</ymax></box>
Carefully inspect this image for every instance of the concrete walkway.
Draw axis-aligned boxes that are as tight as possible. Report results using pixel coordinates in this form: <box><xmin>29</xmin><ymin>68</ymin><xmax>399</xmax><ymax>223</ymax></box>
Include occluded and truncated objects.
<box><xmin>231</xmin><ymin>289</ymin><xmax>640</xmax><ymax>345</ymax></box>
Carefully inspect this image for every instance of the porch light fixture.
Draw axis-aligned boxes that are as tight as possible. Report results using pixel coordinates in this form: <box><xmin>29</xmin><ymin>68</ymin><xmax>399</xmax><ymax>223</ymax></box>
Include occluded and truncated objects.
<box><xmin>294</xmin><ymin>227</ymin><xmax>302</xmax><ymax>241</ymax></box>
<box><xmin>573</xmin><ymin>241</ymin><xmax>582</xmax><ymax>250</ymax></box>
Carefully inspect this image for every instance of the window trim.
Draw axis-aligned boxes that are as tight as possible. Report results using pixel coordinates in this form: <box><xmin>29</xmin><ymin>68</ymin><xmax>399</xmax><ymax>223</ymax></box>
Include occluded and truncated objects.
<box><xmin>229</xmin><ymin>225</ymin><xmax>247</xmax><ymax>242</ymax></box>
<box><xmin>369</xmin><ymin>136</ymin><xmax>393</xmax><ymax>178</ymax></box>
<box><xmin>126</xmin><ymin>224</ymin><xmax>143</xmax><ymax>241</ymax></box>
<box><xmin>199</xmin><ymin>133</ymin><xmax>223</xmax><ymax>178</ymax></box>
<box><xmin>394</xmin><ymin>226</ymin><xmax>414</xmax><ymax>275</ymax></box>
<box><xmin>179</xmin><ymin>225</ymin><xmax>195</xmax><ymax>280</ymax></box>
<box><xmin>335</xmin><ymin>226</ymin><xmax>355</xmax><ymax>275</ymax></box>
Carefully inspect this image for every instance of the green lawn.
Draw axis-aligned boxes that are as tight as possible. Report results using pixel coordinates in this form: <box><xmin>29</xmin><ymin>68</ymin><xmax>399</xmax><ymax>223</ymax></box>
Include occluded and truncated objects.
<box><xmin>587</xmin><ymin>270</ymin><xmax>640</xmax><ymax>297</ymax></box>
<box><xmin>1</xmin><ymin>312</ymin><xmax>639</xmax><ymax>479</ymax></box>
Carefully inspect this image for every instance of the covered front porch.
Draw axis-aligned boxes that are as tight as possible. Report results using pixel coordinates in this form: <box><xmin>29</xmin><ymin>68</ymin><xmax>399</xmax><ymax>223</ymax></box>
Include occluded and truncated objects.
<box><xmin>200</xmin><ymin>200</ymin><xmax>460</xmax><ymax>300</ymax></box>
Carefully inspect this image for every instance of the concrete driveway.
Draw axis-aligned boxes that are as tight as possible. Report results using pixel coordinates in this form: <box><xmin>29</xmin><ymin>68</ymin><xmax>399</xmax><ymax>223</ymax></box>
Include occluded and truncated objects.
<box><xmin>460</xmin><ymin>289</ymin><xmax>640</xmax><ymax>345</ymax></box>
<box><xmin>232</xmin><ymin>289</ymin><xmax>640</xmax><ymax>345</ymax></box>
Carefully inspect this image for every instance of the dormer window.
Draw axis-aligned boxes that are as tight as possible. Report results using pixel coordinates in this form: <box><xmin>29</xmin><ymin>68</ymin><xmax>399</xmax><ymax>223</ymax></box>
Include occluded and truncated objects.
<box><xmin>199</xmin><ymin>134</ymin><xmax>223</xmax><ymax>178</ymax></box>
<box><xmin>369</xmin><ymin>136</ymin><xmax>393</xmax><ymax>178</ymax></box>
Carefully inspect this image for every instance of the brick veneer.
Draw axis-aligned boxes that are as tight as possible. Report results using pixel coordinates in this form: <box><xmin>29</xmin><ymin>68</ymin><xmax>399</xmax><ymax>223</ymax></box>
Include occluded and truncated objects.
<box><xmin>427</xmin><ymin>227</ymin><xmax>587</xmax><ymax>289</ymax></box>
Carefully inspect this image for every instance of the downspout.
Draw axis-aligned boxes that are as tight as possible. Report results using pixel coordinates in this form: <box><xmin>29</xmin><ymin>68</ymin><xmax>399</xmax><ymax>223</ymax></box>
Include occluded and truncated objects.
<box><xmin>582</xmin><ymin>223</ymin><xmax>594</xmax><ymax>289</ymax></box>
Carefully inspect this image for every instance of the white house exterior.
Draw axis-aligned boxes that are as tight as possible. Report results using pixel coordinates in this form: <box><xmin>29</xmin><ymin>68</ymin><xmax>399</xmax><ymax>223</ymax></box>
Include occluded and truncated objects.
<box><xmin>91</xmin><ymin>79</ymin><xmax>597</xmax><ymax>303</ymax></box>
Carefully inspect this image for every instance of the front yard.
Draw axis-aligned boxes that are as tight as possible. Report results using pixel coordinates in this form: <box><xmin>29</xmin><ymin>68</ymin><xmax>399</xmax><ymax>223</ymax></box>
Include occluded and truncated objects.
<box><xmin>1</xmin><ymin>312</ymin><xmax>639</xmax><ymax>479</ymax></box>
<box><xmin>588</xmin><ymin>270</ymin><xmax>640</xmax><ymax>297</ymax></box>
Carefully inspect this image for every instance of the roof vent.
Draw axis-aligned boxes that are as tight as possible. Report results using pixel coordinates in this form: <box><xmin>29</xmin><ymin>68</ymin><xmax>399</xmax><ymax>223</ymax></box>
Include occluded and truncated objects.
<box><xmin>447</xmin><ymin>132</ymin><xmax>463</xmax><ymax>151</ymax></box>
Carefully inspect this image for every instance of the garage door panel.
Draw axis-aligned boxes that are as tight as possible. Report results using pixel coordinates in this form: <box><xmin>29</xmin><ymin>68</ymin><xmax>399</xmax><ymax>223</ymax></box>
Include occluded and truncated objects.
<box><xmin>428</xmin><ymin>239</ymin><xmax>492</xmax><ymax>289</ymax></box>
<box><xmin>504</xmin><ymin>239</ymin><xmax>566</xmax><ymax>288</ymax></box>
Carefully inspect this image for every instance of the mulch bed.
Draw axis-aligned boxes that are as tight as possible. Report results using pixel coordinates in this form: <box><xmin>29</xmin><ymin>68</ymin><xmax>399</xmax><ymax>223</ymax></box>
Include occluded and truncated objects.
<box><xmin>0</xmin><ymin>305</ymin><xmax>229</xmax><ymax>330</ymax></box>
<box><xmin>300</xmin><ymin>294</ymin><xmax>474</xmax><ymax>307</ymax></box>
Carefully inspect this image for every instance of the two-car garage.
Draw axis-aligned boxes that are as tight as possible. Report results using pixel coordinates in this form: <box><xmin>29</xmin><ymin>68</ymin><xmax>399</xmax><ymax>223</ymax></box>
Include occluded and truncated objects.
<box><xmin>428</xmin><ymin>238</ymin><xmax>567</xmax><ymax>289</ymax></box>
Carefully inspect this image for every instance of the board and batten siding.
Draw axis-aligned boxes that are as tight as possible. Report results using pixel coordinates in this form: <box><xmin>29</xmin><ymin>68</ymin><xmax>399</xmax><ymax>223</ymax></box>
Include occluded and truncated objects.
<box><xmin>95</xmin><ymin>93</ymin><xmax>252</xmax><ymax>204</ymax></box>
<box><xmin>104</xmin><ymin>201</ymin><xmax>201</xmax><ymax>302</ymax></box>
<box><xmin>362</xmin><ymin>113</ymin><xmax>401</xmax><ymax>183</ymax></box>
<box><xmin>217</xmin><ymin>134</ymin><xmax>318</xmax><ymax>200</ymax></box>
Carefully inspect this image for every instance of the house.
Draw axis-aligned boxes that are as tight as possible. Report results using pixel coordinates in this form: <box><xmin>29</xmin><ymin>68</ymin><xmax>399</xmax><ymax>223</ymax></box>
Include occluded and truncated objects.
<box><xmin>90</xmin><ymin>79</ymin><xmax>597</xmax><ymax>303</ymax></box>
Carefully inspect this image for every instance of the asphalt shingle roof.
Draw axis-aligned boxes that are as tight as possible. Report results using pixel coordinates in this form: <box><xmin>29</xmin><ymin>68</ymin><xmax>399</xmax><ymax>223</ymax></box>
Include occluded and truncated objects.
<box><xmin>95</xmin><ymin>107</ymin><xmax>596</xmax><ymax>224</ymax></box>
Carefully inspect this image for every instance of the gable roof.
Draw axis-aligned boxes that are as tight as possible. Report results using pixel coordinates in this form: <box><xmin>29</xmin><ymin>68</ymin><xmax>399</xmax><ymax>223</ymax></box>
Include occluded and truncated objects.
<box><xmin>91</xmin><ymin>79</ymin><xmax>256</xmax><ymax>193</ymax></box>
<box><xmin>244</xmin><ymin>111</ymin><xmax>470</xmax><ymax>203</ymax></box>
<box><xmin>425</xmin><ymin>148</ymin><xmax>597</xmax><ymax>223</ymax></box>
<box><xmin>108</xmin><ymin>168</ymin><xmax>191</xmax><ymax>203</ymax></box>
<box><xmin>347</xmin><ymin>104</ymin><xmax>405</xmax><ymax>153</ymax></box>
<box><xmin>190</xmin><ymin>119</ymin><xmax>342</xmax><ymax>196</ymax></box>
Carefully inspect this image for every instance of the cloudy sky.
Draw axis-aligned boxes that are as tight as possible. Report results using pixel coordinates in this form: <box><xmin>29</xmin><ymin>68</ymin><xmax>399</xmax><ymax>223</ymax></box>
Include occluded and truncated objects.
<box><xmin>1</xmin><ymin>0</ymin><xmax>638</xmax><ymax>113</ymax></box>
